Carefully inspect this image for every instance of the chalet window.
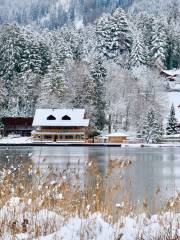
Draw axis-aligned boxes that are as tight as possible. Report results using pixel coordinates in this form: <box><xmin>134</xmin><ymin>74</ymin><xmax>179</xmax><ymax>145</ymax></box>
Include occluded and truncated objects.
<box><xmin>62</xmin><ymin>115</ymin><xmax>71</xmax><ymax>120</ymax></box>
<box><xmin>47</xmin><ymin>115</ymin><xmax>56</xmax><ymax>120</ymax></box>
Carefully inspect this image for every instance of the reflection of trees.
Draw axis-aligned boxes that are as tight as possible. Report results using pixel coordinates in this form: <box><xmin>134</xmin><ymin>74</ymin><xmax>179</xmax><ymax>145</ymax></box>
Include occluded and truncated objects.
<box><xmin>1</xmin><ymin>146</ymin><xmax>179</xmax><ymax>215</ymax></box>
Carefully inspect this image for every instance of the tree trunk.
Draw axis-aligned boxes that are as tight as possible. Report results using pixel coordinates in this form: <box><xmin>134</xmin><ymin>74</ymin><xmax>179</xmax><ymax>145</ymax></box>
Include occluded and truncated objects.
<box><xmin>108</xmin><ymin>114</ymin><xmax>112</xmax><ymax>134</ymax></box>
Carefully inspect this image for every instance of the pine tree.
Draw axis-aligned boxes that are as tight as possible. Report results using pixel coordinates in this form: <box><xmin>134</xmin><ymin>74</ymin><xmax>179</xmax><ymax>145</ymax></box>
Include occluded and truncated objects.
<box><xmin>152</xmin><ymin>118</ymin><xmax>164</xmax><ymax>143</ymax></box>
<box><xmin>38</xmin><ymin>53</ymin><xmax>66</xmax><ymax>108</ymax></box>
<box><xmin>142</xmin><ymin>108</ymin><xmax>163</xmax><ymax>143</ymax></box>
<box><xmin>136</xmin><ymin>12</ymin><xmax>155</xmax><ymax>54</ymax></box>
<box><xmin>96</xmin><ymin>8</ymin><xmax>131</xmax><ymax>61</ymax></box>
<box><xmin>0</xmin><ymin>24</ymin><xmax>22</xmax><ymax>89</ymax></box>
<box><xmin>166</xmin><ymin>104</ymin><xmax>178</xmax><ymax>135</ymax></box>
<box><xmin>0</xmin><ymin>78</ymin><xmax>6</xmax><ymax>117</ymax></box>
<box><xmin>111</xmin><ymin>8</ymin><xmax>132</xmax><ymax>55</ymax></box>
<box><xmin>72</xmin><ymin>63</ymin><xmax>95</xmax><ymax>111</ymax></box>
<box><xmin>151</xmin><ymin>18</ymin><xmax>167</xmax><ymax>67</ymax></box>
<box><xmin>19</xmin><ymin>70</ymin><xmax>41</xmax><ymax>116</ymax></box>
<box><xmin>90</xmin><ymin>55</ymin><xmax>107</xmax><ymax>130</ymax></box>
<box><xmin>96</xmin><ymin>13</ymin><xmax>113</xmax><ymax>59</ymax></box>
<box><xmin>130</xmin><ymin>29</ymin><xmax>148</xmax><ymax>67</ymax></box>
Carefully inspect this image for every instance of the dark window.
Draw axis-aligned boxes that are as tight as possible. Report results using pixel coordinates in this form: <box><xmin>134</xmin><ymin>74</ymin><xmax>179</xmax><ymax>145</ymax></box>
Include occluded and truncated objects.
<box><xmin>44</xmin><ymin>135</ymin><xmax>52</xmax><ymax>139</ymax></box>
<box><xmin>47</xmin><ymin>115</ymin><xmax>56</xmax><ymax>120</ymax></box>
<box><xmin>62</xmin><ymin>115</ymin><xmax>71</xmax><ymax>120</ymax></box>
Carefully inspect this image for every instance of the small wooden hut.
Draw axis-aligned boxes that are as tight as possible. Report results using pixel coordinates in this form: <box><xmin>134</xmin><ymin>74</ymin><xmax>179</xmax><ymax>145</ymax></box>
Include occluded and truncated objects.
<box><xmin>106</xmin><ymin>132</ymin><xmax>128</xmax><ymax>143</ymax></box>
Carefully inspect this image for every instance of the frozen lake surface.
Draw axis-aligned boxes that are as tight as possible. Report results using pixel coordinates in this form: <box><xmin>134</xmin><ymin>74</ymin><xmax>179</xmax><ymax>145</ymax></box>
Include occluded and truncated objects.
<box><xmin>0</xmin><ymin>146</ymin><xmax>180</xmax><ymax>211</ymax></box>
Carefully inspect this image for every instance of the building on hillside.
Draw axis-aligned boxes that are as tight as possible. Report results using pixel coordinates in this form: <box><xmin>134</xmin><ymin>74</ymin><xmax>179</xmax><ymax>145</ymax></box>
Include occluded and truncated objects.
<box><xmin>161</xmin><ymin>69</ymin><xmax>180</xmax><ymax>81</ymax></box>
<box><xmin>2</xmin><ymin>117</ymin><xmax>33</xmax><ymax>137</ymax></box>
<box><xmin>32</xmin><ymin>109</ymin><xmax>90</xmax><ymax>142</ymax></box>
<box><xmin>106</xmin><ymin>132</ymin><xmax>128</xmax><ymax>143</ymax></box>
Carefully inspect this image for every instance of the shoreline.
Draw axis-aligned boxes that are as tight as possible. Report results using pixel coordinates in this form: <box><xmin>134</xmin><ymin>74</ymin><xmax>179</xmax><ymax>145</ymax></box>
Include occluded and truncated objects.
<box><xmin>0</xmin><ymin>142</ymin><xmax>180</xmax><ymax>147</ymax></box>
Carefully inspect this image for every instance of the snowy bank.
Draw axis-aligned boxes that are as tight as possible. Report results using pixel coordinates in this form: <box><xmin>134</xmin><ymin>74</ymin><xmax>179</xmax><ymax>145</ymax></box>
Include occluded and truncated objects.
<box><xmin>2</xmin><ymin>209</ymin><xmax>180</xmax><ymax>240</ymax></box>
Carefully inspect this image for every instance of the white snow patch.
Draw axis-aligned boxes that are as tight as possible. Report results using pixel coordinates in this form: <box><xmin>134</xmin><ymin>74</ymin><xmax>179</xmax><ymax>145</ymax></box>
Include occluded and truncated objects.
<box><xmin>2</xmin><ymin>212</ymin><xmax>180</xmax><ymax>240</ymax></box>
<box><xmin>0</xmin><ymin>137</ymin><xmax>32</xmax><ymax>144</ymax></box>
<box><xmin>106</xmin><ymin>132</ymin><xmax>129</xmax><ymax>137</ymax></box>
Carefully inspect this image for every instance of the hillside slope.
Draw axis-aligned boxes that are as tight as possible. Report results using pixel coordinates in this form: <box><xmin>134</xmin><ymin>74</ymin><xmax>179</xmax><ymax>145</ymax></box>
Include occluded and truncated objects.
<box><xmin>0</xmin><ymin>0</ymin><xmax>133</xmax><ymax>29</ymax></box>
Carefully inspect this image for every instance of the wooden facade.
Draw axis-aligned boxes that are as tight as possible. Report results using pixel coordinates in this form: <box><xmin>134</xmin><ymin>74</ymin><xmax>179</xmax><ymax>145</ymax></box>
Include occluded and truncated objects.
<box><xmin>108</xmin><ymin>135</ymin><xmax>128</xmax><ymax>143</ymax></box>
<box><xmin>2</xmin><ymin>117</ymin><xmax>33</xmax><ymax>137</ymax></box>
<box><xmin>106</xmin><ymin>133</ymin><xmax>128</xmax><ymax>143</ymax></box>
<box><xmin>32</xmin><ymin>127</ymin><xmax>87</xmax><ymax>142</ymax></box>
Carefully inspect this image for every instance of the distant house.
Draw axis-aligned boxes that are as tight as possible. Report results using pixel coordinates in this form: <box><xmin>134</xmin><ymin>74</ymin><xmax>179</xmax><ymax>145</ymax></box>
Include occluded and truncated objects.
<box><xmin>32</xmin><ymin>109</ymin><xmax>90</xmax><ymax>142</ymax></box>
<box><xmin>2</xmin><ymin>117</ymin><xmax>33</xmax><ymax>137</ymax></box>
<box><xmin>106</xmin><ymin>132</ymin><xmax>128</xmax><ymax>143</ymax></box>
<box><xmin>161</xmin><ymin>69</ymin><xmax>180</xmax><ymax>81</ymax></box>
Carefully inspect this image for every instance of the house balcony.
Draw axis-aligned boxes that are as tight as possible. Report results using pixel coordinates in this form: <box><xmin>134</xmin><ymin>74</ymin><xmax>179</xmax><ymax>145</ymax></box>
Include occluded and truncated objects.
<box><xmin>34</xmin><ymin>128</ymin><xmax>86</xmax><ymax>133</ymax></box>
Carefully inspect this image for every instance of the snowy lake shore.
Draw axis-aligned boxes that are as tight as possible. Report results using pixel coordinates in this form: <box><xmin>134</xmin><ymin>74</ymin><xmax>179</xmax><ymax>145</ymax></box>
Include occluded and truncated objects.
<box><xmin>2</xmin><ymin>203</ymin><xmax>180</xmax><ymax>240</ymax></box>
<box><xmin>0</xmin><ymin>137</ymin><xmax>180</xmax><ymax>147</ymax></box>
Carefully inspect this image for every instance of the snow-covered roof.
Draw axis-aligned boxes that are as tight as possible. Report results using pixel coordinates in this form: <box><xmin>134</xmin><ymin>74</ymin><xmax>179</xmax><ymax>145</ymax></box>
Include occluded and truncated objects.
<box><xmin>32</xmin><ymin>109</ymin><xmax>89</xmax><ymax>127</ymax></box>
<box><xmin>161</xmin><ymin>69</ymin><xmax>180</xmax><ymax>76</ymax></box>
<box><xmin>106</xmin><ymin>132</ymin><xmax>128</xmax><ymax>137</ymax></box>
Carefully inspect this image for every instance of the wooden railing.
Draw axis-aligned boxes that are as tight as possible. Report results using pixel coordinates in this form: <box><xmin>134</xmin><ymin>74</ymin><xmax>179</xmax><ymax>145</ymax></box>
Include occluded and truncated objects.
<box><xmin>33</xmin><ymin>138</ymin><xmax>84</xmax><ymax>142</ymax></box>
<box><xmin>35</xmin><ymin>128</ymin><xmax>85</xmax><ymax>133</ymax></box>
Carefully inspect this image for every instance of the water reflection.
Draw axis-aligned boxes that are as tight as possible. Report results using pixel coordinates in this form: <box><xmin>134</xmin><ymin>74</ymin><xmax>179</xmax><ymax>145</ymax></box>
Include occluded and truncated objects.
<box><xmin>0</xmin><ymin>146</ymin><xmax>180</xmax><ymax>211</ymax></box>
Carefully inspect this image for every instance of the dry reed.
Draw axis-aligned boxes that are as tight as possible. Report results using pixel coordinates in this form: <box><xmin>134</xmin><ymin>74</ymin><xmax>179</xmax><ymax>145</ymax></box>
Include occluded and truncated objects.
<box><xmin>0</xmin><ymin>157</ymin><xmax>179</xmax><ymax>239</ymax></box>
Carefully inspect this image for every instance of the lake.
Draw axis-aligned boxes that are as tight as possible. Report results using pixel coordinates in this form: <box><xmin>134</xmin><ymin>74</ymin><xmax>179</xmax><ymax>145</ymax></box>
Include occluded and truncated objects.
<box><xmin>0</xmin><ymin>146</ymin><xmax>180</xmax><ymax>212</ymax></box>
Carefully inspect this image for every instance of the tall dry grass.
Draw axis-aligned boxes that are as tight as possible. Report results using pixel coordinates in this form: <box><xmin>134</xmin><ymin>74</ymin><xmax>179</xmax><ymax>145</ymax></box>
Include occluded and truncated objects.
<box><xmin>0</xmin><ymin>157</ymin><xmax>179</xmax><ymax>239</ymax></box>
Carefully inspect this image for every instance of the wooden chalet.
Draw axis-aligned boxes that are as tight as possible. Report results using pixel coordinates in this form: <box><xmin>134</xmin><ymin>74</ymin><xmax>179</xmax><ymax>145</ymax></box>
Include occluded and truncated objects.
<box><xmin>2</xmin><ymin>117</ymin><xmax>33</xmax><ymax>137</ymax></box>
<box><xmin>32</xmin><ymin>109</ymin><xmax>90</xmax><ymax>142</ymax></box>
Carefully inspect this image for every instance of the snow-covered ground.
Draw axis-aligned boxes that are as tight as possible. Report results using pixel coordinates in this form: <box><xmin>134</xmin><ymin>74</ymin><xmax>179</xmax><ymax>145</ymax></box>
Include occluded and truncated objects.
<box><xmin>0</xmin><ymin>137</ymin><xmax>180</xmax><ymax>146</ymax></box>
<box><xmin>14</xmin><ymin>212</ymin><xmax>179</xmax><ymax>240</ymax></box>
<box><xmin>0</xmin><ymin>137</ymin><xmax>33</xmax><ymax>144</ymax></box>
<box><xmin>1</xmin><ymin>197</ymin><xmax>180</xmax><ymax>240</ymax></box>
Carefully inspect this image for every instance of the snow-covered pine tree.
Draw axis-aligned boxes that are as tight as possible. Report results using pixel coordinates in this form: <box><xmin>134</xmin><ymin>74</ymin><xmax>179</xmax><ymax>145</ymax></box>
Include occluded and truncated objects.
<box><xmin>142</xmin><ymin>108</ymin><xmax>163</xmax><ymax>143</ymax></box>
<box><xmin>111</xmin><ymin>8</ymin><xmax>131</xmax><ymax>55</ymax></box>
<box><xmin>54</xmin><ymin>26</ymin><xmax>74</xmax><ymax>63</ymax></box>
<box><xmin>0</xmin><ymin>78</ymin><xmax>6</xmax><ymax>117</ymax></box>
<box><xmin>37</xmin><ymin>72</ymin><xmax>54</xmax><ymax>108</ymax></box>
<box><xmin>90</xmin><ymin>55</ymin><xmax>107</xmax><ymax>130</ymax></box>
<box><xmin>38</xmin><ymin>52</ymin><xmax>66</xmax><ymax>108</ymax></box>
<box><xmin>151</xmin><ymin>18</ymin><xmax>167</xmax><ymax>67</ymax></box>
<box><xmin>0</xmin><ymin>24</ymin><xmax>22</xmax><ymax>89</ymax></box>
<box><xmin>19</xmin><ymin>27</ymin><xmax>51</xmax><ymax>75</ymax></box>
<box><xmin>96</xmin><ymin>13</ymin><xmax>114</xmax><ymax>59</ymax></box>
<box><xmin>151</xmin><ymin>118</ymin><xmax>164</xmax><ymax>143</ymax></box>
<box><xmin>71</xmin><ymin>61</ymin><xmax>95</xmax><ymax>111</ymax></box>
<box><xmin>135</xmin><ymin>12</ymin><xmax>155</xmax><ymax>54</ymax></box>
<box><xmin>166</xmin><ymin>103</ymin><xmax>178</xmax><ymax>135</ymax></box>
<box><xmin>130</xmin><ymin>28</ymin><xmax>148</xmax><ymax>67</ymax></box>
<box><xmin>142</xmin><ymin>109</ymin><xmax>154</xmax><ymax>143</ymax></box>
<box><xmin>96</xmin><ymin>8</ymin><xmax>131</xmax><ymax>61</ymax></box>
<box><xmin>18</xmin><ymin>70</ymin><xmax>41</xmax><ymax>116</ymax></box>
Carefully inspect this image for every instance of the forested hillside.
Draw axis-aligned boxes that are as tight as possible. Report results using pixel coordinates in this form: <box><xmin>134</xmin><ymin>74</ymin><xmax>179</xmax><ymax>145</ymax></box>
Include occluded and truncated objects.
<box><xmin>0</xmin><ymin>0</ymin><xmax>133</xmax><ymax>28</ymax></box>
<box><xmin>0</xmin><ymin>0</ymin><xmax>179</xmax><ymax>136</ymax></box>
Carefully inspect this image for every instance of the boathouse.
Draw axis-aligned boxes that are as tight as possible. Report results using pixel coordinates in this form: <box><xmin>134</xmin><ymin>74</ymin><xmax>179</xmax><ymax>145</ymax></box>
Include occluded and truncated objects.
<box><xmin>32</xmin><ymin>109</ymin><xmax>90</xmax><ymax>142</ymax></box>
<box><xmin>2</xmin><ymin>117</ymin><xmax>33</xmax><ymax>137</ymax></box>
<box><xmin>106</xmin><ymin>132</ymin><xmax>128</xmax><ymax>143</ymax></box>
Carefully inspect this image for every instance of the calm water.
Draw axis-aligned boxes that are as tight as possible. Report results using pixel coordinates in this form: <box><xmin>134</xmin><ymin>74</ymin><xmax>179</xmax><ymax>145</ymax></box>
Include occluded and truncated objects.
<box><xmin>0</xmin><ymin>146</ymin><xmax>180</xmax><ymax>211</ymax></box>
